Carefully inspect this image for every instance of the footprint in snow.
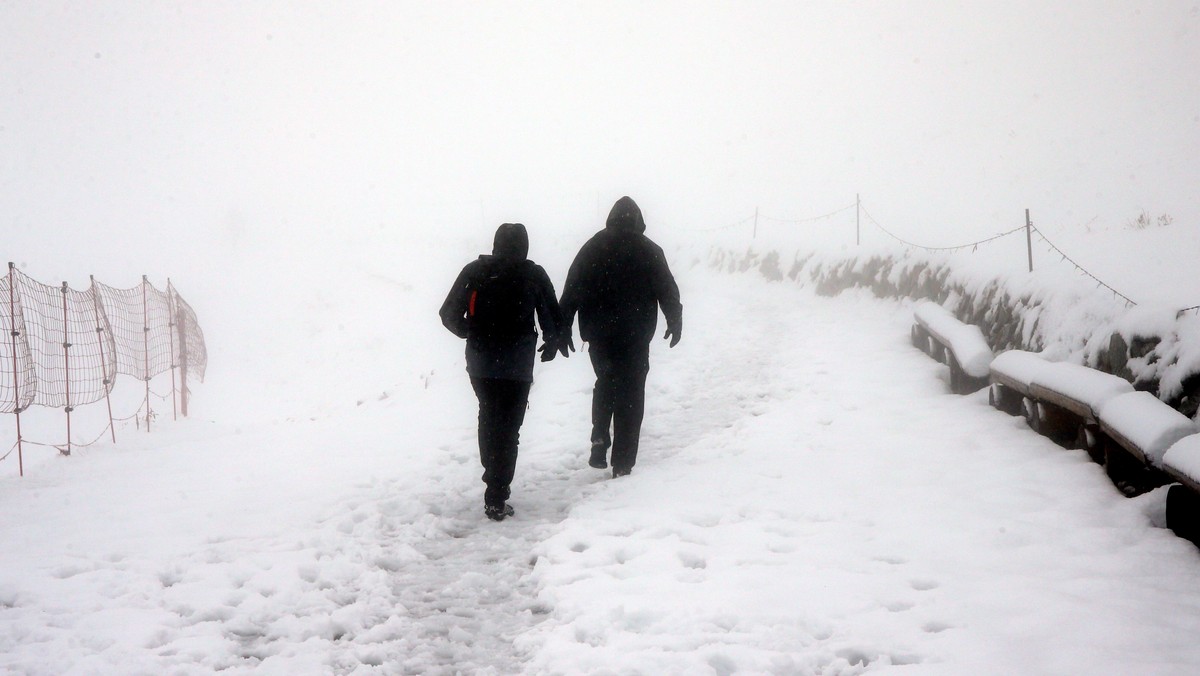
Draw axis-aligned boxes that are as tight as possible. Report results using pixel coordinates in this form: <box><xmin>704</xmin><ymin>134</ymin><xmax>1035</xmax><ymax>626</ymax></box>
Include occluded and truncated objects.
<box><xmin>910</xmin><ymin>578</ymin><xmax>939</xmax><ymax>591</ymax></box>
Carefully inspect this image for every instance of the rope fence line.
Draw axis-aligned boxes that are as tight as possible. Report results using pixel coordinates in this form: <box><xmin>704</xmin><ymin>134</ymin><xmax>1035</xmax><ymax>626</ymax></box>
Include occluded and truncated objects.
<box><xmin>0</xmin><ymin>381</ymin><xmax>160</xmax><ymax>464</ymax></box>
<box><xmin>711</xmin><ymin>195</ymin><xmax>1197</xmax><ymax>316</ymax></box>
<box><xmin>0</xmin><ymin>439</ymin><xmax>18</xmax><ymax>463</ymax></box>
<box><xmin>68</xmin><ymin>418</ymin><xmax>119</xmax><ymax>452</ymax></box>
<box><xmin>18</xmin><ymin>439</ymin><xmax>67</xmax><ymax>454</ymax></box>
<box><xmin>1</xmin><ymin>266</ymin><xmax>207</xmax><ymax>475</ymax></box>
<box><xmin>1030</xmin><ymin>225</ymin><xmax>1137</xmax><ymax>307</ymax></box>
<box><xmin>860</xmin><ymin>203</ymin><xmax>1027</xmax><ymax>252</ymax></box>
<box><xmin>697</xmin><ymin>215</ymin><xmax>755</xmax><ymax>233</ymax></box>
<box><xmin>699</xmin><ymin>203</ymin><xmax>858</xmax><ymax>234</ymax></box>
<box><xmin>859</xmin><ymin>199</ymin><xmax>1147</xmax><ymax>307</ymax></box>
<box><xmin>758</xmin><ymin>202</ymin><xmax>858</xmax><ymax>225</ymax></box>
<box><xmin>854</xmin><ymin>198</ymin><xmax>1197</xmax><ymax>312</ymax></box>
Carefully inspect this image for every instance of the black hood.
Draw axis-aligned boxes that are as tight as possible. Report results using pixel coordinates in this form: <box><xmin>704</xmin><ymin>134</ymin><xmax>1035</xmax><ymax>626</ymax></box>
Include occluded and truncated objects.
<box><xmin>492</xmin><ymin>222</ymin><xmax>529</xmax><ymax>261</ymax></box>
<box><xmin>605</xmin><ymin>196</ymin><xmax>646</xmax><ymax>234</ymax></box>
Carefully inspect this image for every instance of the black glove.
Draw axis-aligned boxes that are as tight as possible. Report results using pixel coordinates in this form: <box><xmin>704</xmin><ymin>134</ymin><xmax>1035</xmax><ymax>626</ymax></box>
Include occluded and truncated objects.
<box><xmin>540</xmin><ymin>334</ymin><xmax>576</xmax><ymax>361</ymax></box>
<box><xmin>663</xmin><ymin>324</ymin><xmax>681</xmax><ymax>348</ymax></box>
<box><xmin>558</xmin><ymin>334</ymin><xmax>575</xmax><ymax>358</ymax></box>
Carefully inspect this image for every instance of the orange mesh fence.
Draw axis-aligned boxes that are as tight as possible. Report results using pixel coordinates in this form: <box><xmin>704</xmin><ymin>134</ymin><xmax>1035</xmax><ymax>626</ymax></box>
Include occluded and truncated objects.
<box><xmin>0</xmin><ymin>271</ymin><xmax>36</xmax><ymax>414</ymax></box>
<box><xmin>170</xmin><ymin>284</ymin><xmax>207</xmax><ymax>381</ymax></box>
<box><xmin>13</xmin><ymin>271</ymin><xmax>117</xmax><ymax>409</ymax></box>
<box><xmin>0</xmin><ymin>265</ymin><xmax>205</xmax><ymax>419</ymax></box>
<box><xmin>92</xmin><ymin>278</ymin><xmax>174</xmax><ymax>382</ymax></box>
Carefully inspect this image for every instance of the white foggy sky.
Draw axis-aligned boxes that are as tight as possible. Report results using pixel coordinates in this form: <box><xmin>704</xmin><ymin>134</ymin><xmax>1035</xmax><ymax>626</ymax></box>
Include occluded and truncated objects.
<box><xmin>1</xmin><ymin>1</ymin><xmax>1198</xmax><ymax>282</ymax></box>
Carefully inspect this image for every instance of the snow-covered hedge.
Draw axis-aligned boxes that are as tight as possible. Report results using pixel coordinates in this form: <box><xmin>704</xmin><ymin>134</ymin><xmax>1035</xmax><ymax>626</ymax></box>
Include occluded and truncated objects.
<box><xmin>708</xmin><ymin>246</ymin><xmax>1200</xmax><ymax>421</ymax></box>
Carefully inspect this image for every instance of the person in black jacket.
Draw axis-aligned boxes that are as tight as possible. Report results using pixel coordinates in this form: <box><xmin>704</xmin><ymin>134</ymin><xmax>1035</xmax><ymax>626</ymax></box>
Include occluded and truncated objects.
<box><xmin>440</xmin><ymin>223</ymin><xmax>565</xmax><ymax>521</ymax></box>
<box><xmin>558</xmin><ymin>196</ymin><xmax>682</xmax><ymax>477</ymax></box>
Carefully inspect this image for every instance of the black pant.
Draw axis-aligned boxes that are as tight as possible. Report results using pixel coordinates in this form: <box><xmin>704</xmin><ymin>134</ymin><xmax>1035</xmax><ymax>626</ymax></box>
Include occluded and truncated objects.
<box><xmin>589</xmin><ymin>341</ymin><xmax>650</xmax><ymax>473</ymax></box>
<box><xmin>470</xmin><ymin>377</ymin><xmax>531</xmax><ymax>507</ymax></box>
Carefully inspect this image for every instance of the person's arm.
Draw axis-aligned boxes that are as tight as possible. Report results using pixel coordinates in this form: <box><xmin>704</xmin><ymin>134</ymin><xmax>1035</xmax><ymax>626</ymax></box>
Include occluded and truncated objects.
<box><xmin>438</xmin><ymin>265</ymin><xmax>472</xmax><ymax>339</ymax></box>
<box><xmin>532</xmin><ymin>265</ymin><xmax>571</xmax><ymax>361</ymax></box>
<box><xmin>558</xmin><ymin>240</ymin><xmax>594</xmax><ymax>341</ymax></box>
<box><xmin>651</xmin><ymin>247</ymin><xmax>682</xmax><ymax>346</ymax></box>
<box><xmin>558</xmin><ymin>255</ymin><xmax>583</xmax><ymax>335</ymax></box>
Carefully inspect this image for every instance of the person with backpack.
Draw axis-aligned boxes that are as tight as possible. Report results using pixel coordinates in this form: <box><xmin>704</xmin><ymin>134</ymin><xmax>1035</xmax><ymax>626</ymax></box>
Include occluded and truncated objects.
<box><xmin>439</xmin><ymin>223</ymin><xmax>567</xmax><ymax>521</ymax></box>
<box><xmin>558</xmin><ymin>196</ymin><xmax>682</xmax><ymax>477</ymax></box>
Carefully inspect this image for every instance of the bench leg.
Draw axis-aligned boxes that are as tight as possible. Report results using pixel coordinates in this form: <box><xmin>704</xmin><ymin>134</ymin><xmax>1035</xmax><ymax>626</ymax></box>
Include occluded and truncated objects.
<box><xmin>1040</xmin><ymin>403</ymin><xmax>1081</xmax><ymax>448</ymax></box>
<box><xmin>989</xmin><ymin>383</ymin><xmax>1023</xmax><ymax>415</ymax></box>
<box><xmin>911</xmin><ymin>325</ymin><xmax>930</xmax><ymax>354</ymax></box>
<box><xmin>1104</xmin><ymin>443</ymin><xmax>1169</xmax><ymax>497</ymax></box>
<box><xmin>949</xmin><ymin>354</ymin><xmax>965</xmax><ymax>394</ymax></box>
<box><xmin>1080</xmin><ymin>424</ymin><xmax>1104</xmax><ymax>464</ymax></box>
<box><xmin>932</xmin><ymin>342</ymin><xmax>947</xmax><ymax>364</ymax></box>
<box><xmin>1167</xmin><ymin>485</ymin><xmax>1200</xmax><ymax>546</ymax></box>
<box><xmin>1022</xmin><ymin>398</ymin><xmax>1040</xmax><ymax>434</ymax></box>
<box><xmin>948</xmin><ymin>355</ymin><xmax>987</xmax><ymax>395</ymax></box>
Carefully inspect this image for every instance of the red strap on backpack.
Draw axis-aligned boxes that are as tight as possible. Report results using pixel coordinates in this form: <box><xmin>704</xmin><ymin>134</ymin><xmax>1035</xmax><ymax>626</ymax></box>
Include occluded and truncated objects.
<box><xmin>468</xmin><ymin>290</ymin><xmax>477</xmax><ymax>317</ymax></box>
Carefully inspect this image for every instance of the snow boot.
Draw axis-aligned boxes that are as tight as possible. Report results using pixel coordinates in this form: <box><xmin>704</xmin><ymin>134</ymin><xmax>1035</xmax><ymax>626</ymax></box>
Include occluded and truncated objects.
<box><xmin>484</xmin><ymin>503</ymin><xmax>515</xmax><ymax>521</ymax></box>
<box><xmin>612</xmin><ymin>467</ymin><xmax>631</xmax><ymax>478</ymax></box>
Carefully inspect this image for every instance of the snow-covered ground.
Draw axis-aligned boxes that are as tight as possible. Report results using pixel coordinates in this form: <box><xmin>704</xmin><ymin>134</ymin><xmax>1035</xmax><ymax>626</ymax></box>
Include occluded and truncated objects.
<box><xmin>2</xmin><ymin>226</ymin><xmax>1200</xmax><ymax>674</ymax></box>
<box><xmin>3</xmin><ymin>1</ymin><xmax>1199</xmax><ymax>672</ymax></box>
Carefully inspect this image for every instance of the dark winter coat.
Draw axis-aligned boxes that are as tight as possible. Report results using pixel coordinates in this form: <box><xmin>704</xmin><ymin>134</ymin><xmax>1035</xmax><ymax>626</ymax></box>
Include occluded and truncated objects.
<box><xmin>440</xmin><ymin>223</ymin><xmax>563</xmax><ymax>382</ymax></box>
<box><xmin>560</xmin><ymin>197</ymin><xmax>682</xmax><ymax>348</ymax></box>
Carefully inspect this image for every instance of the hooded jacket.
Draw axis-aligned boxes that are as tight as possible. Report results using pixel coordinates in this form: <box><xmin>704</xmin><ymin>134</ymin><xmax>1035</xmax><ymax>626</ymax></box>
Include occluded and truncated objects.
<box><xmin>559</xmin><ymin>197</ymin><xmax>682</xmax><ymax>348</ymax></box>
<box><xmin>440</xmin><ymin>223</ymin><xmax>562</xmax><ymax>382</ymax></box>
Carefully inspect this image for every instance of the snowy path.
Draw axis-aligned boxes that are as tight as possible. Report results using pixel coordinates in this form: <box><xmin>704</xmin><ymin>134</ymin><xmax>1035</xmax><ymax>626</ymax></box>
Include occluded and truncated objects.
<box><xmin>3</xmin><ymin>267</ymin><xmax>1200</xmax><ymax>674</ymax></box>
<box><xmin>518</xmin><ymin>271</ymin><xmax>1200</xmax><ymax>674</ymax></box>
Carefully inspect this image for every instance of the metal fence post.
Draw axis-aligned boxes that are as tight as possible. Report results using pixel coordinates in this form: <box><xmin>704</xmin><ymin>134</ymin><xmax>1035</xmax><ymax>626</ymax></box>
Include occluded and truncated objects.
<box><xmin>1025</xmin><ymin>209</ymin><xmax>1034</xmax><ymax>272</ymax></box>
<box><xmin>61</xmin><ymin>282</ymin><xmax>72</xmax><ymax>456</ymax></box>
<box><xmin>8</xmin><ymin>263</ymin><xmax>23</xmax><ymax>476</ymax></box>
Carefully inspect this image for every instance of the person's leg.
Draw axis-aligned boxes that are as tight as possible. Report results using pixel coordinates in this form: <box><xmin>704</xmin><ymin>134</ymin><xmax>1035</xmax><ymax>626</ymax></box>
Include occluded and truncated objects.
<box><xmin>486</xmin><ymin>378</ymin><xmax>531</xmax><ymax>508</ymax></box>
<box><xmin>471</xmin><ymin>377</ymin><xmax>501</xmax><ymax>501</ymax></box>
<box><xmin>588</xmin><ymin>345</ymin><xmax>616</xmax><ymax>467</ymax></box>
<box><xmin>609</xmin><ymin>344</ymin><xmax>650</xmax><ymax>476</ymax></box>
<box><xmin>472</xmin><ymin>377</ymin><xmax>529</xmax><ymax>511</ymax></box>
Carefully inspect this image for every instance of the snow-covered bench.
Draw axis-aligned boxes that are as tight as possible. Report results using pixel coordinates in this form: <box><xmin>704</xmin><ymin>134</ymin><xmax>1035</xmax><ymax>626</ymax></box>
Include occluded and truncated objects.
<box><xmin>1162</xmin><ymin>436</ymin><xmax>1200</xmax><ymax>544</ymax></box>
<box><xmin>1024</xmin><ymin>362</ymin><xmax>1135</xmax><ymax>454</ymax></box>
<box><xmin>988</xmin><ymin>350</ymin><xmax>1047</xmax><ymax>416</ymax></box>
<box><xmin>1097</xmin><ymin>391</ymin><xmax>1196</xmax><ymax>496</ymax></box>
<box><xmin>911</xmin><ymin>301</ymin><xmax>994</xmax><ymax>394</ymax></box>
